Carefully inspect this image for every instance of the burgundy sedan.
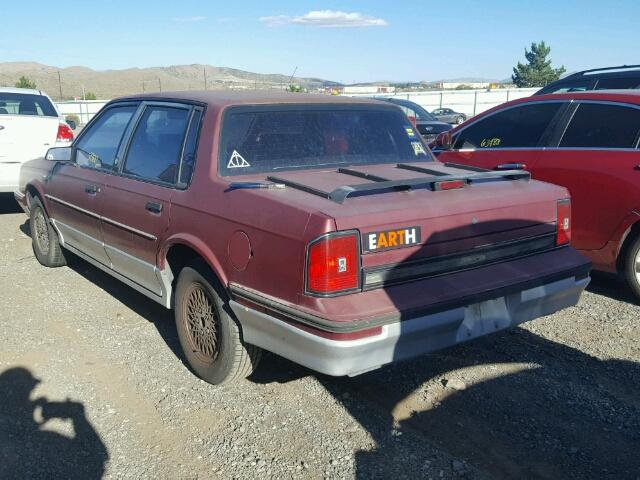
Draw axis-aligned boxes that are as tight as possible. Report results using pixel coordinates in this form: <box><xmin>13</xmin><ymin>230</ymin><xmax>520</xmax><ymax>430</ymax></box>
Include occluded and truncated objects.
<box><xmin>15</xmin><ymin>92</ymin><xmax>589</xmax><ymax>384</ymax></box>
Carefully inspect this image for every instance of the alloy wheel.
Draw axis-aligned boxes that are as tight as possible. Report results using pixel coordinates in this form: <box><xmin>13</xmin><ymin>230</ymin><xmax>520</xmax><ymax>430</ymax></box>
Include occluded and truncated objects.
<box><xmin>33</xmin><ymin>208</ymin><xmax>50</xmax><ymax>253</ymax></box>
<box><xmin>183</xmin><ymin>284</ymin><xmax>219</xmax><ymax>363</ymax></box>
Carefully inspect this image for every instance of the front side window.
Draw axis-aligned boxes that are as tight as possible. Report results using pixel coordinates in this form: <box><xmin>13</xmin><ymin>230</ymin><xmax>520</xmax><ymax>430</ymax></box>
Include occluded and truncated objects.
<box><xmin>453</xmin><ymin>102</ymin><xmax>563</xmax><ymax>149</ymax></box>
<box><xmin>0</xmin><ymin>93</ymin><xmax>57</xmax><ymax>117</ymax></box>
<box><xmin>75</xmin><ymin>106</ymin><xmax>137</xmax><ymax>171</ymax></box>
<box><xmin>218</xmin><ymin>106</ymin><xmax>432</xmax><ymax>176</ymax></box>
<box><xmin>123</xmin><ymin>106</ymin><xmax>191</xmax><ymax>184</ymax></box>
<box><xmin>559</xmin><ymin>103</ymin><xmax>640</xmax><ymax>149</ymax></box>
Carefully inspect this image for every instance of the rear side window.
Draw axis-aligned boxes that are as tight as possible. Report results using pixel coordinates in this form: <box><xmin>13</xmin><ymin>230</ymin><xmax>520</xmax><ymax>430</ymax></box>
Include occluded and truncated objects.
<box><xmin>123</xmin><ymin>106</ymin><xmax>191</xmax><ymax>184</ymax></box>
<box><xmin>538</xmin><ymin>80</ymin><xmax>593</xmax><ymax>95</ymax></box>
<box><xmin>75</xmin><ymin>106</ymin><xmax>137</xmax><ymax>171</ymax></box>
<box><xmin>595</xmin><ymin>77</ymin><xmax>640</xmax><ymax>90</ymax></box>
<box><xmin>454</xmin><ymin>103</ymin><xmax>562</xmax><ymax>149</ymax></box>
<box><xmin>218</xmin><ymin>106</ymin><xmax>431</xmax><ymax>176</ymax></box>
<box><xmin>559</xmin><ymin>103</ymin><xmax>640</xmax><ymax>149</ymax></box>
<box><xmin>0</xmin><ymin>92</ymin><xmax>57</xmax><ymax>117</ymax></box>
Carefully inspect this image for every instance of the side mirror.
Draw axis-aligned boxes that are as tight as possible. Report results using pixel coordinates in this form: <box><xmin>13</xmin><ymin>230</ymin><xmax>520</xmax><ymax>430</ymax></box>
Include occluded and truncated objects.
<box><xmin>433</xmin><ymin>131</ymin><xmax>453</xmax><ymax>150</ymax></box>
<box><xmin>46</xmin><ymin>146</ymin><xmax>72</xmax><ymax>162</ymax></box>
<box><xmin>66</xmin><ymin>120</ymin><xmax>77</xmax><ymax>130</ymax></box>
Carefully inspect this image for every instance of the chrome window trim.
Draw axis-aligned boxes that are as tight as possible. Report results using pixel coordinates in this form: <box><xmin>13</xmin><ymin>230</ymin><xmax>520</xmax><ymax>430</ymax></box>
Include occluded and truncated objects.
<box><xmin>45</xmin><ymin>194</ymin><xmax>157</xmax><ymax>241</ymax></box>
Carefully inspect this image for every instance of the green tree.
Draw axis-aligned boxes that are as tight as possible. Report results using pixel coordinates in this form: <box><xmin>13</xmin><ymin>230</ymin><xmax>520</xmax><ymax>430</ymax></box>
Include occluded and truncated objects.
<box><xmin>512</xmin><ymin>41</ymin><xmax>566</xmax><ymax>88</ymax></box>
<box><xmin>288</xmin><ymin>84</ymin><xmax>303</xmax><ymax>93</ymax></box>
<box><xmin>15</xmin><ymin>76</ymin><xmax>36</xmax><ymax>89</ymax></box>
<box><xmin>84</xmin><ymin>92</ymin><xmax>97</xmax><ymax>100</ymax></box>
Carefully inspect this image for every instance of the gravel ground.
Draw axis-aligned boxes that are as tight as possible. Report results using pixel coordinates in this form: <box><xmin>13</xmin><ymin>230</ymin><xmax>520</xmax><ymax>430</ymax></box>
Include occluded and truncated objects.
<box><xmin>0</xmin><ymin>193</ymin><xmax>638</xmax><ymax>480</ymax></box>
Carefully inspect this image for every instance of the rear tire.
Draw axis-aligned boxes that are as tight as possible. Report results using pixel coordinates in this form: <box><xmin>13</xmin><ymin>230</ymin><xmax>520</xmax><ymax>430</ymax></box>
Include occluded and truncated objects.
<box><xmin>30</xmin><ymin>196</ymin><xmax>67</xmax><ymax>268</ymax></box>
<box><xmin>624</xmin><ymin>234</ymin><xmax>640</xmax><ymax>302</ymax></box>
<box><xmin>456</xmin><ymin>116</ymin><xmax>465</xmax><ymax>125</ymax></box>
<box><xmin>174</xmin><ymin>262</ymin><xmax>262</xmax><ymax>385</ymax></box>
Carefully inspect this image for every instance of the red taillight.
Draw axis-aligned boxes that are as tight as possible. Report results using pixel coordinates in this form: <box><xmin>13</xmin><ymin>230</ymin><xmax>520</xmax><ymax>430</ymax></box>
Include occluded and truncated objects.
<box><xmin>306</xmin><ymin>232</ymin><xmax>360</xmax><ymax>295</ymax></box>
<box><xmin>407</xmin><ymin>115</ymin><xmax>417</xmax><ymax>128</ymax></box>
<box><xmin>56</xmin><ymin>123</ymin><xmax>74</xmax><ymax>142</ymax></box>
<box><xmin>556</xmin><ymin>199</ymin><xmax>571</xmax><ymax>246</ymax></box>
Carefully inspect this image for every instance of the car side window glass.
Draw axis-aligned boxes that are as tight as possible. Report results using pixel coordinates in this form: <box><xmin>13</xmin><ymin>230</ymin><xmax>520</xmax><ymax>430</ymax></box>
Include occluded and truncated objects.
<box><xmin>453</xmin><ymin>103</ymin><xmax>562</xmax><ymax>149</ymax></box>
<box><xmin>595</xmin><ymin>77</ymin><xmax>640</xmax><ymax>90</ymax></box>
<box><xmin>75</xmin><ymin>106</ymin><xmax>137</xmax><ymax>170</ymax></box>
<box><xmin>559</xmin><ymin>103</ymin><xmax>640</xmax><ymax>149</ymax></box>
<box><xmin>179</xmin><ymin>109</ymin><xmax>202</xmax><ymax>186</ymax></box>
<box><xmin>123</xmin><ymin>106</ymin><xmax>191</xmax><ymax>184</ymax></box>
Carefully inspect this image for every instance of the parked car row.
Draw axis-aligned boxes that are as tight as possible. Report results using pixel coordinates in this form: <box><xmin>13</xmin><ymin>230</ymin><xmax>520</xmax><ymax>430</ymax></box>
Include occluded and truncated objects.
<box><xmin>4</xmin><ymin>65</ymin><xmax>639</xmax><ymax>388</ymax></box>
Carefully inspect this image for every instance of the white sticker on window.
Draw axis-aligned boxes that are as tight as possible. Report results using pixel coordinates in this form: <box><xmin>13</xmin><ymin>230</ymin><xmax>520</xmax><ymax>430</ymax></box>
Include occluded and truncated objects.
<box><xmin>411</xmin><ymin>141</ymin><xmax>426</xmax><ymax>156</ymax></box>
<box><xmin>227</xmin><ymin>150</ymin><xmax>251</xmax><ymax>168</ymax></box>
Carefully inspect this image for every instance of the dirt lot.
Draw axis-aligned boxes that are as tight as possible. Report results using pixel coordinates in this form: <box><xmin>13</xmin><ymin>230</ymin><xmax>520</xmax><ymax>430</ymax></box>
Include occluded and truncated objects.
<box><xmin>0</xmin><ymin>193</ymin><xmax>638</xmax><ymax>480</ymax></box>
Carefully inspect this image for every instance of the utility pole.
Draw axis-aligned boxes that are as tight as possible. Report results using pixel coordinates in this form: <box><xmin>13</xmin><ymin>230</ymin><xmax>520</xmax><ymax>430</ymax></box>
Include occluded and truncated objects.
<box><xmin>287</xmin><ymin>66</ymin><xmax>298</xmax><ymax>91</ymax></box>
<box><xmin>203</xmin><ymin>67</ymin><xmax>207</xmax><ymax>90</ymax></box>
<box><xmin>57</xmin><ymin>71</ymin><xmax>63</xmax><ymax>100</ymax></box>
<box><xmin>158</xmin><ymin>77</ymin><xmax>162</xmax><ymax>92</ymax></box>
<box><xmin>142</xmin><ymin>80</ymin><xmax>145</xmax><ymax>93</ymax></box>
<box><xmin>82</xmin><ymin>85</ymin><xmax>86</xmax><ymax>101</ymax></box>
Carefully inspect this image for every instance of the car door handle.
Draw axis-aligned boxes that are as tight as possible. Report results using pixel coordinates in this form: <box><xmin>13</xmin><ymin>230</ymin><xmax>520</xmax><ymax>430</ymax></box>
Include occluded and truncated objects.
<box><xmin>145</xmin><ymin>202</ymin><xmax>163</xmax><ymax>214</ymax></box>
<box><xmin>85</xmin><ymin>184</ymin><xmax>100</xmax><ymax>195</ymax></box>
<box><xmin>495</xmin><ymin>163</ymin><xmax>527</xmax><ymax>170</ymax></box>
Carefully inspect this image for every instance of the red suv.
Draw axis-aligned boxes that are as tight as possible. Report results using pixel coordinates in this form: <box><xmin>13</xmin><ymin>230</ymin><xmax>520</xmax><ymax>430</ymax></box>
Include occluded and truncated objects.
<box><xmin>433</xmin><ymin>91</ymin><xmax>640</xmax><ymax>300</ymax></box>
<box><xmin>15</xmin><ymin>92</ymin><xmax>589</xmax><ymax>385</ymax></box>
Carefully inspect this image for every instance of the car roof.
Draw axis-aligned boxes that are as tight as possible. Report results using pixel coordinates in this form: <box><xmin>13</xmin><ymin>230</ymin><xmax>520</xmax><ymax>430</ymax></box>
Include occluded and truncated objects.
<box><xmin>116</xmin><ymin>90</ymin><xmax>389</xmax><ymax>108</ymax></box>
<box><xmin>509</xmin><ymin>89</ymin><xmax>640</xmax><ymax>106</ymax></box>
<box><xmin>0</xmin><ymin>87</ymin><xmax>45</xmax><ymax>95</ymax></box>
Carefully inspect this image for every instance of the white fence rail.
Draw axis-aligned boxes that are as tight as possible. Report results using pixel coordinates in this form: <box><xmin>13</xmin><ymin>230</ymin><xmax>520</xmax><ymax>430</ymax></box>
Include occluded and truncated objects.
<box><xmin>56</xmin><ymin>100</ymin><xmax>108</xmax><ymax>125</ymax></box>
<box><xmin>346</xmin><ymin>88</ymin><xmax>539</xmax><ymax>117</ymax></box>
<box><xmin>54</xmin><ymin>88</ymin><xmax>539</xmax><ymax>125</ymax></box>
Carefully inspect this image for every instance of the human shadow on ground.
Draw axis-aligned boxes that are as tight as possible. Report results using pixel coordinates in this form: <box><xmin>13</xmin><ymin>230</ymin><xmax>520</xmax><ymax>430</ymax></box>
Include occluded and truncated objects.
<box><xmin>0</xmin><ymin>367</ymin><xmax>109</xmax><ymax>479</ymax></box>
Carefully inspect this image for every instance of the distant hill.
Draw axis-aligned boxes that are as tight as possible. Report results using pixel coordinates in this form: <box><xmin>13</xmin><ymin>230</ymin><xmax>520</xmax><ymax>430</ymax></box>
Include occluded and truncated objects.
<box><xmin>0</xmin><ymin>62</ymin><xmax>341</xmax><ymax>100</ymax></box>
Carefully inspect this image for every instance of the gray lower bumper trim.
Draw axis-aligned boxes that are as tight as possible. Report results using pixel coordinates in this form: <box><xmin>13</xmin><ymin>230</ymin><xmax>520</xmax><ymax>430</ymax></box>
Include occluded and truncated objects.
<box><xmin>230</xmin><ymin>275</ymin><xmax>589</xmax><ymax>377</ymax></box>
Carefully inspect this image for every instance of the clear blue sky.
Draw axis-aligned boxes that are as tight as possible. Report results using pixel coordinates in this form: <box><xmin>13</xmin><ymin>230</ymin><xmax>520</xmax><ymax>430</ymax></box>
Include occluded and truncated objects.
<box><xmin>1</xmin><ymin>0</ymin><xmax>637</xmax><ymax>83</ymax></box>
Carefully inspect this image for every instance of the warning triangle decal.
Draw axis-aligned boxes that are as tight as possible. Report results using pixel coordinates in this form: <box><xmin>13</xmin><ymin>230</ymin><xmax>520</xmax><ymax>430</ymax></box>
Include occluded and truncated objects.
<box><xmin>227</xmin><ymin>150</ymin><xmax>251</xmax><ymax>168</ymax></box>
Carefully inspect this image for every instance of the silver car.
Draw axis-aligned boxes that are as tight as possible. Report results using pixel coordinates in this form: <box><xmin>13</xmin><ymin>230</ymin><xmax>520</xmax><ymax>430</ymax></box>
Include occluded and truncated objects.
<box><xmin>431</xmin><ymin>108</ymin><xmax>467</xmax><ymax>125</ymax></box>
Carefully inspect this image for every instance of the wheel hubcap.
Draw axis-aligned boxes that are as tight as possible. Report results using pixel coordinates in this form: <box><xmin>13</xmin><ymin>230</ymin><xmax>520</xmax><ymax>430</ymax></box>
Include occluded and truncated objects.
<box><xmin>184</xmin><ymin>284</ymin><xmax>218</xmax><ymax>363</ymax></box>
<box><xmin>33</xmin><ymin>209</ymin><xmax>50</xmax><ymax>253</ymax></box>
<box><xmin>635</xmin><ymin>248</ymin><xmax>640</xmax><ymax>284</ymax></box>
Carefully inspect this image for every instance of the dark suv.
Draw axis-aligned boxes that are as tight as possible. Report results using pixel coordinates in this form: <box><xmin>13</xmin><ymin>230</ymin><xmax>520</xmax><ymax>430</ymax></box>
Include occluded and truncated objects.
<box><xmin>15</xmin><ymin>91</ymin><xmax>589</xmax><ymax>385</ymax></box>
<box><xmin>535</xmin><ymin>65</ymin><xmax>640</xmax><ymax>95</ymax></box>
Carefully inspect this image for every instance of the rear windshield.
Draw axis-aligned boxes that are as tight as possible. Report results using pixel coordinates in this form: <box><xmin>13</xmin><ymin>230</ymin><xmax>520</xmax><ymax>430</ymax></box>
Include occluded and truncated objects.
<box><xmin>218</xmin><ymin>105</ymin><xmax>432</xmax><ymax>176</ymax></box>
<box><xmin>0</xmin><ymin>92</ymin><xmax>58</xmax><ymax>117</ymax></box>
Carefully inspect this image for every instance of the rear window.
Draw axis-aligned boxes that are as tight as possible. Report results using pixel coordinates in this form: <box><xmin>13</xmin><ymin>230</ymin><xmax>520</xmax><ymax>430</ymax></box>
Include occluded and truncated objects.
<box><xmin>0</xmin><ymin>92</ymin><xmax>57</xmax><ymax>117</ymax></box>
<box><xmin>559</xmin><ymin>103</ymin><xmax>640</xmax><ymax>149</ymax></box>
<box><xmin>218</xmin><ymin>106</ymin><xmax>431</xmax><ymax>176</ymax></box>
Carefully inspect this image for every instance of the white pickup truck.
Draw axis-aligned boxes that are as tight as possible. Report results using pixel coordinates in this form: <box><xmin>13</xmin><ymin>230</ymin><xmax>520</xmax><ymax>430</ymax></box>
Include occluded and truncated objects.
<box><xmin>0</xmin><ymin>87</ymin><xmax>74</xmax><ymax>193</ymax></box>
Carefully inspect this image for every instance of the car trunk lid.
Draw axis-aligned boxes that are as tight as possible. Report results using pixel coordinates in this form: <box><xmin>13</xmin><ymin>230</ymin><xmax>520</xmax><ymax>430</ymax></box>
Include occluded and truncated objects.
<box><xmin>264</xmin><ymin>162</ymin><xmax>564</xmax><ymax>286</ymax></box>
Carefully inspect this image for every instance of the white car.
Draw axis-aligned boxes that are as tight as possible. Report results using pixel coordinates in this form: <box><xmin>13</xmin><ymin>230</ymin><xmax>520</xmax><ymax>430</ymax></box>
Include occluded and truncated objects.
<box><xmin>0</xmin><ymin>87</ymin><xmax>74</xmax><ymax>193</ymax></box>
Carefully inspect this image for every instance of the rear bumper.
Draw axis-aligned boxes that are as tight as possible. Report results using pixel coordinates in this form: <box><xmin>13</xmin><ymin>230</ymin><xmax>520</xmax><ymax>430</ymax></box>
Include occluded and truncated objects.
<box><xmin>0</xmin><ymin>163</ymin><xmax>21</xmax><ymax>193</ymax></box>
<box><xmin>230</xmin><ymin>272</ymin><xmax>589</xmax><ymax>377</ymax></box>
